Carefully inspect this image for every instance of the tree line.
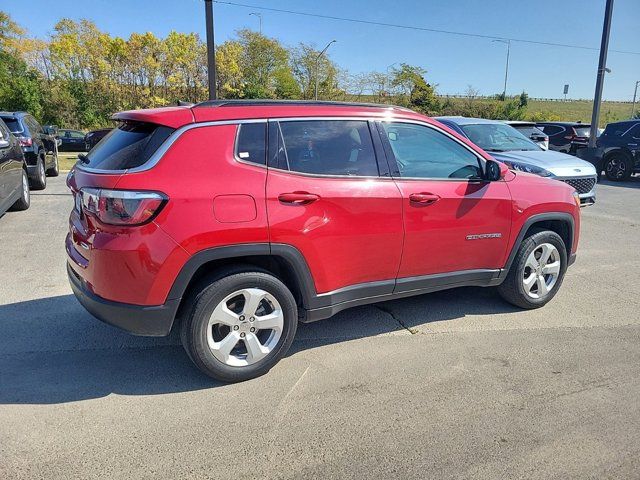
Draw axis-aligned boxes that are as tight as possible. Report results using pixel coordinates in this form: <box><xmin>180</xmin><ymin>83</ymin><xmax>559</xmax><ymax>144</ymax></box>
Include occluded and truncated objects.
<box><xmin>1</xmin><ymin>11</ymin><xmax>547</xmax><ymax>130</ymax></box>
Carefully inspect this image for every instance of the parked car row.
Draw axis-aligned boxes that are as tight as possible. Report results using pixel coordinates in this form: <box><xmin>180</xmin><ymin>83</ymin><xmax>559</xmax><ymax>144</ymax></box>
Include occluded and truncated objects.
<box><xmin>437</xmin><ymin>116</ymin><xmax>597</xmax><ymax>205</ymax></box>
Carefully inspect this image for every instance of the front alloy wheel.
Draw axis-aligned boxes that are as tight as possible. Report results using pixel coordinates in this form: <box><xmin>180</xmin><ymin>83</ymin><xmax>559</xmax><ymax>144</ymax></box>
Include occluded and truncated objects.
<box><xmin>522</xmin><ymin>243</ymin><xmax>561</xmax><ymax>299</ymax></box>
<box><xmin>604</xmin><ymin>155</ymin><xmax>632</xmax><ymax>181</ymax></box>
<box><xmin>497</xmin><ymin>230</ymin><xmax>567</xmax><ymax>309</ymax></box>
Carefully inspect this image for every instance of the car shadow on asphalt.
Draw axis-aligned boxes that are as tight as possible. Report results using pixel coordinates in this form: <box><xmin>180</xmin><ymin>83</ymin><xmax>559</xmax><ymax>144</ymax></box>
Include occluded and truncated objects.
<box><xmin>0</xmin><ymin>287</ymin><xmax>518</xmax><ymax>404</ymax></box>
<box><xmin>598</xmin><ymin>177</ymin><xmax>640</xmax><ymax>189</ymax></box>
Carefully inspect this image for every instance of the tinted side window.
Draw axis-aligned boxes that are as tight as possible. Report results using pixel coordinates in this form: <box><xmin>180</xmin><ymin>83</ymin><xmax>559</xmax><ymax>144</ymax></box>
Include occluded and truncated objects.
<box><xmin>0</xmin><ymin>117</ymin><xmax>22</xmax><ymax>133</ymax></box>
<box><xmin>236</xmin><ymin>123</ymin><xmax>266</xmax><ymax>165</ymax></box>
<box><xmin>541</xmin><ymin>125</ymin><xmax>563</xmax><ymax>136</ymax></box>
<box><xmin>278</xmin><ymin>120</ymin><xmax>378</xmax><ymax>176</ymax></box>
<box><xmin>382</xmin><ymin>122</ymin><xmax>482</xmax><ymax>179</ymax></box>
<box><xmin>625</xmin><ymin>124</ymin><xmax>640</xmax><ymax>139</ymax></box>
<box><xmin>84</xmin><ymin>122</ymin><xmax>174</xmax><ymax>170</ymax></box>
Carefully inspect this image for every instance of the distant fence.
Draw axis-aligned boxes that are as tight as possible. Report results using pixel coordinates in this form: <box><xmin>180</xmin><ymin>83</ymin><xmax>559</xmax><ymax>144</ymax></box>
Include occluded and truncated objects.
<box><xmin>436</xmin><ymin>94</ymin><xmax>632</xmax><ymax>104</ymax></box>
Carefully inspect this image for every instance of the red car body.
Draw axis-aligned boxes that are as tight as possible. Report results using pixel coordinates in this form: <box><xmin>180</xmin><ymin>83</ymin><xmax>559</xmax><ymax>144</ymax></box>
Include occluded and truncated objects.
<box><xmin>66</xmin><ymin>101</ymin><xmax>580</xmax><ymax>337</ymax></box>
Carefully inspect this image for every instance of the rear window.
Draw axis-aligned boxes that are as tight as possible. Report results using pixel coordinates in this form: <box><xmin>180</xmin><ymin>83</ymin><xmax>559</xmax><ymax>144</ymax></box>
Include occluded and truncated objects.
<box><xmin>82</xmin><ymin>122</ymin><xmax>174</xmax><ymax>170</ymax></box>
<box><xmin>512</xmin><ymin>125</ymin><xmax>536</xmax><ymax>136</ymax></box>
<box><xmin>574</xmin><ymin>126</ymin><xmax>591</xmax><ymax>137</ymax></box>
<box><xmin>0</xmin><ymin>117</ymin><xmax>22</xmax><ymax>134</ymax></box>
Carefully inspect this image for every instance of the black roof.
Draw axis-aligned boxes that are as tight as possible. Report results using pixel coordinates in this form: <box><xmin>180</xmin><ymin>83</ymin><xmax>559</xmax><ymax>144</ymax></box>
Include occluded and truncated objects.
<box><xmin>535</xmin><ymin>121</ymin><xmax>591</xmax><ymax>127</ymax></box>
<box><xmin>605</xmin><ymin>119</ymin><xmax>640</xmax><ymax>127</ymax></box>
<box><xmin>194</xmin><ymin>99</ymin><xmax>409</xmax><ymax>111</ymax></box>
<box><xmin>0</xmin><ymin>111</ymin><xmax>28</xmax><ymax>118</ymax></box>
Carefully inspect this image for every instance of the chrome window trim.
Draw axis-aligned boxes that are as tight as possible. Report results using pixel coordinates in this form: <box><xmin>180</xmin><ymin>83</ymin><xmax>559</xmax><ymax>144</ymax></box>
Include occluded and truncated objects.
<box><xmin>76</xmin><ymin>118</ymin><xmax>266</xmax><ymax>174</ymax></box>
<box><xmin>377</xmin><ymin>119</ymin><xmax>490</xmax><ymax>182</ymax></box>
<box><xmin>270</xmin><ymin>117</ymin><xmax>382</xmax><ymax>179</ymax></box>
<box><xmin>233</xmin><ymin>121</ymin><xmax>269</xmax><ymax>169</ymax></box>
<box><xmin>74</xmin><ymin>114</ymin><xmax>488</xmax><ymax>178</ymax></box>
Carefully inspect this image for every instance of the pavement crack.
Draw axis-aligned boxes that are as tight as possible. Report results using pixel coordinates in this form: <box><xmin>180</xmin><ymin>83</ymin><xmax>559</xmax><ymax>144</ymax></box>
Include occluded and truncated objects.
<box><xmin>374</xmin><ymin>304</ymin><xmax>418</xmax><ymax>334</ymax></box>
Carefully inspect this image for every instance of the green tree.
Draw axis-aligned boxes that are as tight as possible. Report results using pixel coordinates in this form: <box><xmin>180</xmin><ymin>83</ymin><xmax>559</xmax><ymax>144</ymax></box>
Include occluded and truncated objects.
<box><xmin>390</xmin><ymin>64</ymin><xmax>439</xmax><ymax>114</ymax></box>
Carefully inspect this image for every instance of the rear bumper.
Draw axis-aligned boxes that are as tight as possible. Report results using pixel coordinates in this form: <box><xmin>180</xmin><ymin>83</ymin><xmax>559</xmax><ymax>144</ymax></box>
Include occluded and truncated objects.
<box><xmin>67</xmin><ymin>262</ymin><xmax>179</xmax><ymax>336</ymax></box>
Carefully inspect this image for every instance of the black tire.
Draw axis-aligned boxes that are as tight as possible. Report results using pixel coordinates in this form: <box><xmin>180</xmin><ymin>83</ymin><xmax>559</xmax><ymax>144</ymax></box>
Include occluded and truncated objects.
<box><xmin>497</xmin><ymin>230</ymin><xmax>568</xmax><ymax>309</ymax></box>
<box><xmin>30</xmin><ymin>155</ymin><xmax>47</xmax><ymax>190</ymax></box>
<box><xmin>9</xmin><ymin>170</ymin><xmax>30</xmax><ymax>211</ymax></box>
<box><xmin>181</xmin><ymin>269</ymin><xmax>298</xmax><ymax>382</ymax></box>
<box><xmin>604</xmin><ymin>153</ymin><xmax>633</xmax><ymax>181</ymax></box>
<box><xmin>46</xmin><ymin>153</ymin><xmax>59</xmax><ymax>177</ymax></box>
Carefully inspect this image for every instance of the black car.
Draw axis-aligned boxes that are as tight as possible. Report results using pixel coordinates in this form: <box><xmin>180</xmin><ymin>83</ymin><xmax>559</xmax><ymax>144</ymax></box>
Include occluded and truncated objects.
<box><xmin>0</xmin><ymin>111</ymin><xmax>59</xmax><ymax>190</ymax></box>
<box><xmin>536</xmin><ymin>122</ymin><xmax>591</xmax><ymax>155</ymax></box>
<box><xmin>59</xmin><ymin>129</ymin><xmax>87</xmax><ymax>152</ymax></box>
<box><xmin>84</xmin><ymin>128</ymin><xmax>112</xmax><ymax>151</ymax></box>
<box><xmin>0</xmin><ymin>118</ymin><xmax>30</xmax><ymax>215</ymax></box>
<box><xmin>596</xmin><ymin>120</ymin><xmax>640</xmax><ymax>181</ymax></box>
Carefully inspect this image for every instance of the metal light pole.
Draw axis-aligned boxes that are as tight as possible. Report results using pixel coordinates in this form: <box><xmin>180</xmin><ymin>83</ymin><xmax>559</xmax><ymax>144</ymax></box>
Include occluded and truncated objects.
<box><xmin>204</xmin><ymin>0</ymin><xmax>217</xmax><ymax>100</ymax></box>
<box><xmin>632</xmin><ymin>80</ymin><xmax>640</xmax><ymax>118</ymax></box>
<box><xmin>493</xmin><ymin>39</ymin><xmax>510</xmax><ymax>99</ymax></box>
<box><xmin>249</xmin><ymin>12</ymin><xmax>263</xmax><ymax>33</ymax></box>
<box><xmin>315</xmin><ymin>40</ymin><xmax>336</xmax><ymax>101</ymax></box>
<box><xmin>589</xmin><ymin>0</ymin><xmax>614</xmax><ymax>148</ymax></box>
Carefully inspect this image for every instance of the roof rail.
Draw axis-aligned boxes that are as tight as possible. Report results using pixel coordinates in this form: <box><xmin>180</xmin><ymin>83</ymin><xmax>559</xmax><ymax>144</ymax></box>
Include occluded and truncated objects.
<box><xmin>193</xmin><ymin>99</ymin><xmax>410</xmax><ymax>111</ymax></box>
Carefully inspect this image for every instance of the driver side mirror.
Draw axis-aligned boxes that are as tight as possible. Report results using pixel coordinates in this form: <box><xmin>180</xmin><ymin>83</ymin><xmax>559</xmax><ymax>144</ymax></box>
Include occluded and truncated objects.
<box><xmin>486</xmin><ymin>159</ymin><xmax>507</xmax><ymax>181</ymax></box>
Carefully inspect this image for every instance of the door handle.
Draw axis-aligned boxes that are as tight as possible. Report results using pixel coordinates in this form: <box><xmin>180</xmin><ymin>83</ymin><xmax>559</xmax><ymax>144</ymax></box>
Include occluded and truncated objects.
<box><xmin>409</xmin><ymin>192</ymin><xmax>440</xmax><ymax>205</ymax></box>
<box><xmin>278</xmin><ymin>192</ymin><xmax>320</xmax><ymax>205</ymax></box>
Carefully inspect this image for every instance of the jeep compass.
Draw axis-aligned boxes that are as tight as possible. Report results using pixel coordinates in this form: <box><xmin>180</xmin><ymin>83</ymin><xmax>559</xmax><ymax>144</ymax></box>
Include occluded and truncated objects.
<box><xmin>66</xmin><ymin>100</ymin><xmax>581</xmax><ymax>382</ymax></box>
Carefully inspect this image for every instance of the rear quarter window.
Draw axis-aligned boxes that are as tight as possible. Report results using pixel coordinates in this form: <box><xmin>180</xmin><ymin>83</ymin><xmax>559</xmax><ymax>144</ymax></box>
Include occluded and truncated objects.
<box><xmin>1</xmin><ymin>117</ymin><xmax>23</xmax><ymax>134</ymax></box>
<box><xmin>82</xmin><ymin>122</ymin><xmax>174</xmax><ymax>170</ymax></box>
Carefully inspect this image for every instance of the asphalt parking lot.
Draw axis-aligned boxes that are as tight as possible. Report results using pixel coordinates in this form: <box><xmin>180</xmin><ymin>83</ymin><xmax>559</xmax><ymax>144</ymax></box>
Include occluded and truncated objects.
<box><xmin>1</xmin><ymin>176</ymin><xmax>639</xmax><ymax>479</ymax></box>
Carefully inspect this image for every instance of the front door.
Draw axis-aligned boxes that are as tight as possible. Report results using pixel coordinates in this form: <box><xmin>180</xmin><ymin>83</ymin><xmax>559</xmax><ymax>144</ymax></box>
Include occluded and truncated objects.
<box><xmin>266</xmin><ymin>119</ymin><xmax>404</xmax><ymax>296</ymax></box>
<box><xmin>377</xmin><ymin>121</ymin><xmax>512</xmax><ymax>283</ymax></box>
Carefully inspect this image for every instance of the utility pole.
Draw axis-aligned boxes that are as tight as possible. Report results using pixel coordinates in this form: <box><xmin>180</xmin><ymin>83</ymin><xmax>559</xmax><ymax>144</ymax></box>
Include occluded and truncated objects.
<box><xmin>589</xmin><ymin>0</ymin><xmax>614</xmax><ymax>148</ymax></box>
<box><xmin>632</xmin><ymin>80</ymin><xmax>640</xmax><ymax>118</ymax></box>
<box><xmin>249</xmin><ymin>12</ymin><xmax>263</xmax><ymax>34</ymax></box>
<box><xmin>204</xmin><ymin>0</ymin><xmax>217</xmax><ymax>100</ymax></box>
<box><xmin>493</xmin><ymin>39</ymin><xmax>510</xmax><ymax>99</ymax></box>
<box><xmin>315</xmin><ymin>40</ymin><xmax>336</xmax><ymax>101</ymax></box>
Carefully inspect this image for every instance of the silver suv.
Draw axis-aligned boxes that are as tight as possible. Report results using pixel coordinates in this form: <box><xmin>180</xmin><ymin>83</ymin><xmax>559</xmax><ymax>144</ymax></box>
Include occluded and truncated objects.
<box><xmin>436</xmin><ymin>117</ymin><xmax>597</xmax><ymax>206</ymax></box>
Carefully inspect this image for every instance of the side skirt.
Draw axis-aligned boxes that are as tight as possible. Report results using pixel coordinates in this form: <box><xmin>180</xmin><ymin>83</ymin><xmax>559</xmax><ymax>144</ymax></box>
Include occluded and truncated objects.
<box><xmin>302</xmin><ymin>269</ymin><xmax>501</xmax><ymax>323</ymax></box>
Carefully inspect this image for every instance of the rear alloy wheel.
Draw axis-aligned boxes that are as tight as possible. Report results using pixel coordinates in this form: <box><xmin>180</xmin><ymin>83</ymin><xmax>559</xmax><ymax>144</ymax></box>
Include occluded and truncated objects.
<box><xmin>9</xmin><ymin>170</ymin><xmax>30</xmax><ymax>211</ymax></box>
<box><xmin>30</xmin><ymin>156</ymin><xmax>47</xmax><ymax>190</ymax></box>
<box><xmin>604</xmin><ymin>154</ymin><xmax>632</xmax><ymax>181</ymax></box>
<box><xmin>181</xmin><ymin>271</ymin><xmax>298</xmax><ymax>382</ymax></box>
<box><xmin>498</xmin><ymin>230</ymin><xmax>567</xmax><ymax>309</ymax></box>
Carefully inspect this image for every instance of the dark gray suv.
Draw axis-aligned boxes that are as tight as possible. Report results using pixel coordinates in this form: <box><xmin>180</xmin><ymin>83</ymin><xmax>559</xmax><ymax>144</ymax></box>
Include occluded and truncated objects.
<box><xmin>0</xmin><ymin>111</ymin><xmax>59</xmax><ymax>190</ymax></box>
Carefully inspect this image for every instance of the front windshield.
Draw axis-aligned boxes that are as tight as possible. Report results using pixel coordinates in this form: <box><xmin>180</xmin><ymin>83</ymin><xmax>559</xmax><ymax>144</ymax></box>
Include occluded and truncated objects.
<box><xmin>461</xmin><ymin>123</ymin><xmax>540</xmax><ymax>152</ymax></box>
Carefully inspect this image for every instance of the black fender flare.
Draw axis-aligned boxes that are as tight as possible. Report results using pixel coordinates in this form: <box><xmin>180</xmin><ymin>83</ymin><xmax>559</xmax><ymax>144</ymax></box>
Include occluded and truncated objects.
<box><xmin>499</xmin><ymin>212</ymin><xmax>575</xmax><ymax>281</ymax></box>
<box><xmin>166</xmin><ymin>243</ymin><xmax>319</xmax><ymax>308</ymax></box>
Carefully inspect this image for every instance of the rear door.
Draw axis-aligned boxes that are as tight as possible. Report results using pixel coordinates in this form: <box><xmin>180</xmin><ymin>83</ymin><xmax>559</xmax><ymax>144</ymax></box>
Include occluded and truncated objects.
<box><xmin>266</xmin><ymin>118</ymin><xmax>403</xmax><ymax>296</ymax></box>
<box><xmin>377</xmin><ymin>120</ymin><xmax>512</xmax><ymax>285</ymax></box>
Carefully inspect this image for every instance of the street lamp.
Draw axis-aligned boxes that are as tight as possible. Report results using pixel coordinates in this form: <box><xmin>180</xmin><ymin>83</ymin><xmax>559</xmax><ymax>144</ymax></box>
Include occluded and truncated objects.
<box><xmin>632</xmin><ymin>80</ymin><xmax>640</xmax><ymax>118</ymax></box>
<box><xmin>315</xmin><ymin>40</ymin><xmax>336</xmax><ymax>101</ymax></box>
<box><xmin>492</xmin><ymin>39</ymin><xmax>511</xmax><ymax>99</ymax></box>
<box><xmin>249</xmin><ymin>12</ymin><xmax>263</xmax><ymax>34</ymax></box>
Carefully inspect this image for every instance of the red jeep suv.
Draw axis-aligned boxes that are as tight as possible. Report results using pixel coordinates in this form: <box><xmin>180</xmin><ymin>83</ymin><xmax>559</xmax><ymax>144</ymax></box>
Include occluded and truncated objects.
<box><xmin>66</xmin><ymin>100</ymin><xmax>581</xmax><ymax>382</ymax></box>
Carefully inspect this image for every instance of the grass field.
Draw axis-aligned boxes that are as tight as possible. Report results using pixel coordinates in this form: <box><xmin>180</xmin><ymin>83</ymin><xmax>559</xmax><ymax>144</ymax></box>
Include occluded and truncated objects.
<box><xmin>58</xmin><ymin>152</ymin><xmax>79</xmax><ymax>171</ymax></box>
<box><xmin>513</xmin><ymin>99</ymin><xmax>631</xmax><ymax>125</ymax></box>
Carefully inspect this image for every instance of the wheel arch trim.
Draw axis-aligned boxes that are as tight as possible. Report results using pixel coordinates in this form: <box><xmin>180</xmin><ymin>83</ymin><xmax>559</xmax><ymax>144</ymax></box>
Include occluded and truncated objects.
<box><xmin>166</xmin><ymin>243</ymin><xmax>319</xmax><ymax>308</ymax></box>
<box><xmin>500</xmin><ymin>212</ymin><xmax>575</xmax><ymax>281</ymax></box>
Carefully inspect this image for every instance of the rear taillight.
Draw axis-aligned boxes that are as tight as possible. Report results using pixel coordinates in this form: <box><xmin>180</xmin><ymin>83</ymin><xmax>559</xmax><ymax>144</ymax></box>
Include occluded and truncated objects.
<box><xmin>18</xmin><ymin>136</ymin><xmax>32</xmax><ymax>147</ymax></box>
<box><xmin>80</xmin><ymin>188</ymin><xmax>167</xmax><ymax>226</ymax></box>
